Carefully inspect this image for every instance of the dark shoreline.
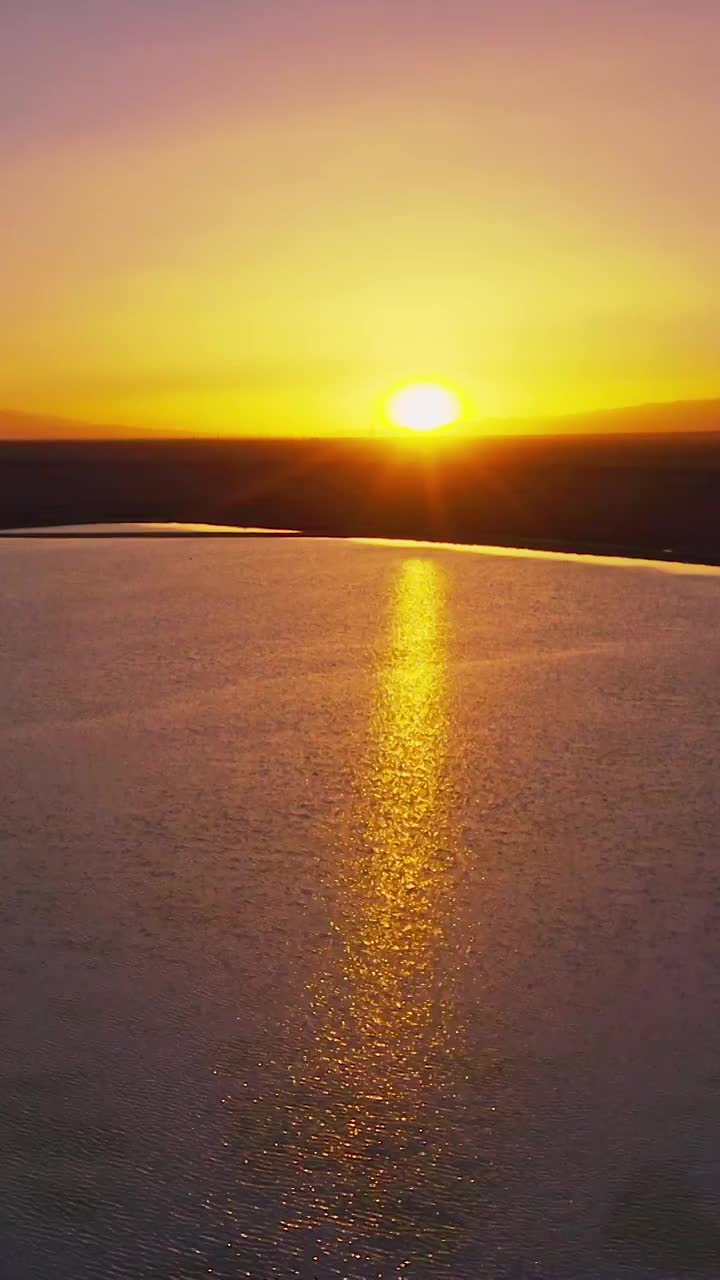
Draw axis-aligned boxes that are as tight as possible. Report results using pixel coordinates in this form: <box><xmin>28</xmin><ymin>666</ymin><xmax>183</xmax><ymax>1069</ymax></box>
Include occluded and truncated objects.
<box><xmin>2</xmin><ymin>434</ymin><xmax>720</xmax><ymax>567</ymax></box>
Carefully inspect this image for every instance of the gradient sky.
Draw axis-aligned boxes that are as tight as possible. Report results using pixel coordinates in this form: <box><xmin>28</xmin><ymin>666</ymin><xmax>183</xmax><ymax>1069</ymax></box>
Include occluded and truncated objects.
<box><xmin>2</xmin><ymin>0</ymin><xmax>719</xmax><ymax>435</ymax></box>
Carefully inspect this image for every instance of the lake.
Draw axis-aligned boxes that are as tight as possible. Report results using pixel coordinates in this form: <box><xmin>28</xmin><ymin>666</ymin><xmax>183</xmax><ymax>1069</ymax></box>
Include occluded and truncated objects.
<box><xmin>1</xmin><ymin>532</ymin><xmax>719</xmax><ymax>1279</ymax></box>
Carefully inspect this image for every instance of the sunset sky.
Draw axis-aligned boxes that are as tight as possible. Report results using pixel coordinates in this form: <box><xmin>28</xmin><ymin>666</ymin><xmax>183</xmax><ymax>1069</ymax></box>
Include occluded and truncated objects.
<box><xmin>2</xmin><ymin>0</ymin><xmax>719</xmax><ymax>436</ymax></box>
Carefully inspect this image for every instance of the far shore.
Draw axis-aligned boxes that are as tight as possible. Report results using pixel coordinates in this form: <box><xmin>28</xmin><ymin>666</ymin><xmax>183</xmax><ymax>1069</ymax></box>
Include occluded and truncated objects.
<box><xmin>2</xmin><ymin>434</ymin><xmax>720</xmax><ymax>568</ymax></box>
<box><xmin>2</xmin><ymin>519</ymin><xmax>720</xmax><ymax>571</ymax></box>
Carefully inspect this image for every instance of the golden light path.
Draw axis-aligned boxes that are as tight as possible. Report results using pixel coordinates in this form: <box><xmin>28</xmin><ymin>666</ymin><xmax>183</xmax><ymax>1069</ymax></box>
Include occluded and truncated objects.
<box><xmin>281</xmin><ymin>558</ymin><xmax>477</xmax><ymax>1269</ymax></box>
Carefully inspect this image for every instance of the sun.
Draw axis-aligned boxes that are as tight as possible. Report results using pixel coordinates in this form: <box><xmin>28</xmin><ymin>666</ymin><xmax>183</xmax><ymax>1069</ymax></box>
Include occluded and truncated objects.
<box><xmin>388</xmin><ymin>382</ymin><xmax>460</xmax><ymax>432</ymax></box>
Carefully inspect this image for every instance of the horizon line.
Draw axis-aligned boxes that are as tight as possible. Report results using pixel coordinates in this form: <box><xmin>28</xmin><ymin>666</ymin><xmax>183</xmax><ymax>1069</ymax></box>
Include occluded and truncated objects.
<box><xmin>0</xmin><ymin>393</ymin><xmax>719</xmax><ymax>442</ymax></box>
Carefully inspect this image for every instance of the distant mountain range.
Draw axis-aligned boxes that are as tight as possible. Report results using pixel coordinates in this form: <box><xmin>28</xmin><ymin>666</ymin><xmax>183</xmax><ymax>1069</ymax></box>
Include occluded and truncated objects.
<box><xmin>470</xmin><ymin>398</ymin><xmax>720</xmax><ymax>437</ymax></box>
<box><xmin>1</xmin><ymin>398</ymin><xmax>719</xmax><ymax>440</ymax></box>
<box><xmin>522</xmin><ymin>397</ymin><xmax>720</xmax><ymax>436</ymax></box>
<box><xmin>0</xmin><ymin>410</ymin><xmax>164</xmax><ymax>440</ymax></box>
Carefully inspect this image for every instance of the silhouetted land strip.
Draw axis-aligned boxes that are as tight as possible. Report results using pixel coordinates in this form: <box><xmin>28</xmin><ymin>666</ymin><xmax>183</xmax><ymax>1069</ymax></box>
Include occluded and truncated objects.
<box><xmin>2</xmin><ymin>433</ymin><xmax>720</xmax><ymax>564</ymax></box>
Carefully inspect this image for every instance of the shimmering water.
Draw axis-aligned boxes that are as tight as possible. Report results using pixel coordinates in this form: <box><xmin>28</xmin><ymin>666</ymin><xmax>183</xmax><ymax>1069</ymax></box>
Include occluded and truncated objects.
<box><xmin>1</xmin><ymin>534</ymin><xmax>720</xmax><ymax>1279</ymax></box>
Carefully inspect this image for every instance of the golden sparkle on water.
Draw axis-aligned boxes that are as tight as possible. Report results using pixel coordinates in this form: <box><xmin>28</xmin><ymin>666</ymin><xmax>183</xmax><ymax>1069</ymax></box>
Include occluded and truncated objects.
<box><xmin>280</xmin><ymin>556</ymin><xmax>471</xmax><ymax>1261</ymax></box>
<box><xmin>387</xmin><ymin>382</ymin><xmax>461</xmax><ymax>432</ymax></box>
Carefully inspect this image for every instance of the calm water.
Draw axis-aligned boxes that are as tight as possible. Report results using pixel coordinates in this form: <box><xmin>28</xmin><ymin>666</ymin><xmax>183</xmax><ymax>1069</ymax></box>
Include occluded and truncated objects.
<box><xmin>1</xmin><ymin>534</ymin><xmax>720</xmax><ymax>1279</ymax></box>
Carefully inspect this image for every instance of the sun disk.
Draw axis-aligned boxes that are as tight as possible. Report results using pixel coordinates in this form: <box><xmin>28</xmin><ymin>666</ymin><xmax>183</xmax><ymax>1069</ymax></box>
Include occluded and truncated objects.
<box><xmin>388</xmin><ymin>382</ymin><xmax>460</xmax><ymax>432</ymax></box>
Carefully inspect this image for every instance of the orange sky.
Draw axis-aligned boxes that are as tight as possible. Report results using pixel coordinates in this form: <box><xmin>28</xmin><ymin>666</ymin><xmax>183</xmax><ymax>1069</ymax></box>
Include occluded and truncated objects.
<box><xmin>2</xmin><ymin>1</ymin><xmax>719</xmax><ymax>436</ymax></box>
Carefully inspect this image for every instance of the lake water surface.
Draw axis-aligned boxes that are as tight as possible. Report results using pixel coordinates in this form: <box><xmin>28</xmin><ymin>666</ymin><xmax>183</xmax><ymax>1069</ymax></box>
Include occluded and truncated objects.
<box><xmin>1</xmin><ymin>534</ymin><xmax>719</xmax><ymax>1279</ymax></box>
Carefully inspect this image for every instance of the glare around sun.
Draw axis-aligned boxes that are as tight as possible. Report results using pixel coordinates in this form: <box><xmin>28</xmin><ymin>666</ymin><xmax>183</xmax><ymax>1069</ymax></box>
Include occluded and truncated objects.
<box><xmin>388</xmin><ymin>383</ymin><xmax>460</xmax><ymax>432</ymax></box>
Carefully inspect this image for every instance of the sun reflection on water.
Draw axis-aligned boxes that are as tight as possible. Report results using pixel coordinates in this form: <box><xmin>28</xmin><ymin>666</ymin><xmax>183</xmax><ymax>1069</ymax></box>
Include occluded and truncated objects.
<box><xmin>337</xmin><ymin>556</ymin><xmax>451</xmax><ymax>1088</ymax></box>
<box><xmin>282</xmin><ymin>558</ymin><xmax>468</xmax><ymax>1266</ymax></box>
